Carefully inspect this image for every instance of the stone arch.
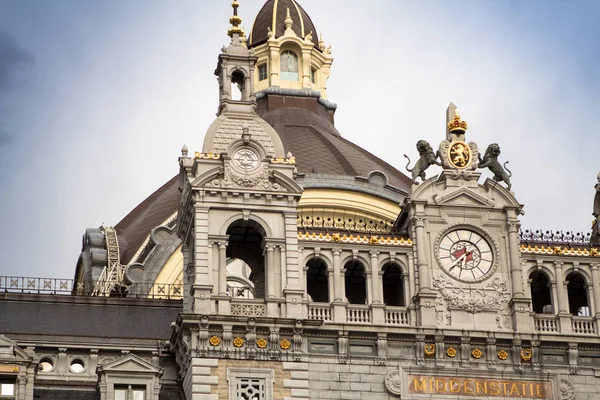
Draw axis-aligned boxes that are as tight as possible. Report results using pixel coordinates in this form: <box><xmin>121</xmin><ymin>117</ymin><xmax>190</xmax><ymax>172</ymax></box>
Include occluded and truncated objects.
<box><xmin>344</xmin><ymin>259</ymin><xmax>367</xmax><ymax>305</ymax></box>
<box><xmin>381</xmin><ymin>262</ymin><xmax>405</xmax><ymax>307</ymax></box>
<box><xmin>219</xmin><ymin>213</ymin><xmax>273</xmax><ymax>238</ymax></box>
<box><xmin>566</xmin><ymin>271</ymin><xmax>591</xmax><ymax>316</ymax></box>
<box><xmin>528</xmin><ymin>270</ymin><xmax>553</xmax><ymax>314</ymax></box>
<box><xmin>305</xmin><ymin>257</ymin><xmax>329</xmax><ymax>303</ymax></box>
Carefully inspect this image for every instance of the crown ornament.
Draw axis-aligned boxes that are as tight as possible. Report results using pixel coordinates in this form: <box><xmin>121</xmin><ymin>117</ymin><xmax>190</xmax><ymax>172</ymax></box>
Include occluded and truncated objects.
<box><xmin>447</xmin><ymin>110</ymin><xmax>468</xmax><ymax>133</ymax></box>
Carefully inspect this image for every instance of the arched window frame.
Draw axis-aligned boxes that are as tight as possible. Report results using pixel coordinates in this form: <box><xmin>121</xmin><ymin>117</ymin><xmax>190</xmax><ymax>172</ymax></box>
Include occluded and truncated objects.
<box><xmin>381</xmin><ymin>262</ymin><xmax>405</xmax><ymax>307</ymax></box>
<box><xmin>280</xmin><ymin>49</ymin><xmax>299</xmax><ymax>81</ymax></box>
<box><xmin>528</xmin><ymin>270</ymin><xmax>554</xmax><ymax>314</ymax></box>
<box><xmin>305</xmin><ymin>257</ymin><xmax>330</xmax><ymax>303</ymax></box>
<box><xmin>343</xmin><ymin>259</ymin><xmax>368</xmax><ymax>305</ymax></box>
<box><xmin>565</xmin><ymin>270</ymin><xmax>592</xmax><ymax>316</ymax></box>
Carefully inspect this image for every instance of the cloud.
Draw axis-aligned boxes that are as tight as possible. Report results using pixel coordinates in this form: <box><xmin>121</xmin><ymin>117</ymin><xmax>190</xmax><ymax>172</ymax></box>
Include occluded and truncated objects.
<box><xmin>0</xmin><ymin>30</ymin><xmax>34</xmax><ymax>92</ymax></box>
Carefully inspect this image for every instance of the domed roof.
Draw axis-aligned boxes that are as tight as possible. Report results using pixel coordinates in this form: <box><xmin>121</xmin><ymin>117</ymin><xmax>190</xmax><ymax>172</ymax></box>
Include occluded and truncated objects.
<box><xmin>249</xmin><ymin>0</ymin><xmax>319</xmax><ymax>48</ymax></box>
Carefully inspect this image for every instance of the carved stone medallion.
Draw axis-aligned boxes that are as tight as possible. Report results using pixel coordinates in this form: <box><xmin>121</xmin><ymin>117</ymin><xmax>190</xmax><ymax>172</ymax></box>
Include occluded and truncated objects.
<box><xmin>233</xmin><ymin>148</ymin><xmax>260</xmax><ymax>171</ymax></box>
<box><xmin>384</xmin><ymin>369</ymin><xmax>402</xmax><ymax>396</ymax></box>
<box><xmin>559</xmin><ymin>378</ymin><xmax>575</xmax><ymax>400</ymax></box>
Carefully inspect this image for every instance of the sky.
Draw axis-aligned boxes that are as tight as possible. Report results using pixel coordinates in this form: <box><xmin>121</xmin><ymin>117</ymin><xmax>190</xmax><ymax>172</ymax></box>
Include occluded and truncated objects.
<box><xmin>0</xmin><ymin>0</ymin><xmax>599</xmax><ymax>278</ymax></box>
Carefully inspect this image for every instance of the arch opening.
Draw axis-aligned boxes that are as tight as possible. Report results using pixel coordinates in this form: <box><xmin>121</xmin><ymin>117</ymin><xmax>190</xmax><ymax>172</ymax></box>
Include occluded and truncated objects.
<box><xmin>529</xmin><ymin>271</ymin><xmax>553</xmax><ymax>313</ymax></box>
<box><xmin>382</xmin><ymin>263</ymin><xmax>405</xmax><ymax>306</ymax></box>
<box><xmin>231</xmin><ymin>70</ymin><xmax>245</xmax><ymax>101</ymax></box>
<box><xmin>344</xmin><ymin>260</ymin><xmax>367</xmax><ymax>304</ymax></box>
<box><xmin>306</xmin><ymin>258</ymin><xmax>329</xmax><ymax>302</ymax></box>
<box><xmin>226</xmin><ymin>220</ymin><xmax>266</xmax><ymax>298</ymax></box>
<box><xmin>567</xmin><ymin>272</ymin><xmax>590</xmax><ymax>316</ymax></box>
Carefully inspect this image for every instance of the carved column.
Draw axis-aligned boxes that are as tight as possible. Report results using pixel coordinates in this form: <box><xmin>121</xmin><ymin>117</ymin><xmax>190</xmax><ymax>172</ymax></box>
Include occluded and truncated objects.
<box><xmin>279</xmin><ymin>245</ymin><xmax>287</xmax><ymax>293</ymax></box>
<box><xmin>590</xmin><ymin>263</ymin><xmax>600</xmax><ymax>317</ymax></box>
<box><xmin>555</xmin><ymin>261</ymin><xmax>572</xmax><ymax>334</ymax></box>
<box><xmin>332</xmin><ymin>248</ymin><xmax>343</xmax><ymax>301</ymax></box>
<box><xmin>265</xmin><ymin>245</ymin><xmax>275</xmax><ymax>298</ymax></box>
<box><xmin>370</xmin><ymin>251</ymin><xmax>382</xmax><ymax>304</ymax></box>
<box><xmin>218</xmin><ymin>242</ymin><xmax>228</xmax><ymax>296</ymax></box>
<box><xmin>370</xmin><ymin>250</ymin><xmax>384</xmax><ymax>324</ymax></box>
<box><xmin>17</xmin><ymin>374</ymin><xmax>26</xmax><ymax>400</ymax></box>
<box><xmin>332</xmin><ymin>248</ymin><xmax>347</xmax><ymax>323</ymax></box>
<box><xmin>412</xmin><ymin>216</ymin><xmax>432</xmax><ymax>292</ymax></box>
<box><xmin>507</xmin><ymin>221</ymin><xmax>525</xmax><ymax>297</ymax></box>
<box><xmin>327</xmin><ymin>268</ymin><xmax>334</xmax><ymax>303</ymax></box>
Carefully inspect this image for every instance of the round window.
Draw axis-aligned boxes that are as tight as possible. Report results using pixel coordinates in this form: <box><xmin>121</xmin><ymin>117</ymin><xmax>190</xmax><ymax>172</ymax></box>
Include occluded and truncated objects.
<box><xmin>69</xmin><ymin>359</ymin><xmax>85</xmax><ymax>374</ymax></box>
<box><xmin>39</xmin><ymin>358</ymin><xmax>54</xmax><ymax>373</ymax></box>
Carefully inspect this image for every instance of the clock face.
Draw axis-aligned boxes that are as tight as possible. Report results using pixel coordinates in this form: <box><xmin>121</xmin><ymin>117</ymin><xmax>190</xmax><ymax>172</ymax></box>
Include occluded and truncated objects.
<box><xmin>437</xmin><ymin>229</ymin><xmax>495</xmax><ymax>282</ymax></box>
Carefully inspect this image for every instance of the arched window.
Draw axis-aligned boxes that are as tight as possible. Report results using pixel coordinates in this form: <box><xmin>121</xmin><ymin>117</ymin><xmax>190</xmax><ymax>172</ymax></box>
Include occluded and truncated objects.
<box><xmin>344</xmin><ymin>260</ymin><xmax>367</xmax><ymax>304</ymax></box>
<box><xmin>231</xmin><ymin>70</ymin><xmax>245</xmax><ymax>101</ymax></box>
<box><xmin>566</xmin><ymin>272</ymin><xmax>590</xmax><ymax>316</ymax></box>
<box><xmin>226</xmin><ymin>220</ymin><xmax>266</xmax><ymax>298</ymax></box>
<box><xmin>529</xmin><ymin>271</ymin><xmax>553</xmax><ymax>313</ymax></box>
<box><xmin>382</xmin><ymin>263</ymin><xmax>405</xmax><ymax>306</ymax></box>
<box><xmin>306</xmin><ymin>258</ymin><xmax>329</xmax><ymax>302</ymax></box>
<box><xmin>226</xmin><ymin>258</ymin><xmax>254</xmax><ymax>299</ymax></box>
<box><xmin>280</xmin><ymin>50</ymin><xmax>299</xmax><ymax>81</ymax></box>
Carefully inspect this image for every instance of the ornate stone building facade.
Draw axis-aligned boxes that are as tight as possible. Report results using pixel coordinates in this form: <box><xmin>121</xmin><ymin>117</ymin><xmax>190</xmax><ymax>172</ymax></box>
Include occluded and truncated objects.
<box><xmin>2</xmin><ymin>1</ymin><xmax>600</xmax><ymax>400</ymax></box>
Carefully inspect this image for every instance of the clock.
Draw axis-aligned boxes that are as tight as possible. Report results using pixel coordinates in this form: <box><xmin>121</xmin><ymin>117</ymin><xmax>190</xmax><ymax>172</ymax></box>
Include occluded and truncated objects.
<box><xmin>436</xmin><ymin>228</ymin><xmax>495</xmax><ymax>282</ymax></box>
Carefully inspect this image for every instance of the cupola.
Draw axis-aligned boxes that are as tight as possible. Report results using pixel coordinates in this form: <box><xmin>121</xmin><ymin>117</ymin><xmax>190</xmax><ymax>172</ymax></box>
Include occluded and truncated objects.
<box><xmin>247</xmin><ymin>0</ymin><xmax>334</xmax><ymax>98</ymax></box>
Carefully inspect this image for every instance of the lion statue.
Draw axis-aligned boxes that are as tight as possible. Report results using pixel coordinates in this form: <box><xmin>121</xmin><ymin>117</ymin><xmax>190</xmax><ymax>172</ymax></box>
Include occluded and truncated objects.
<box><xmin>404</xmin><ymin>140</ymin><xmax>441</xmax><ymax>184</ymax></box>
<box><xmin>479</xmin><ymin>143</ymin><xmax>512</xmax><ymax>190</ymax></box>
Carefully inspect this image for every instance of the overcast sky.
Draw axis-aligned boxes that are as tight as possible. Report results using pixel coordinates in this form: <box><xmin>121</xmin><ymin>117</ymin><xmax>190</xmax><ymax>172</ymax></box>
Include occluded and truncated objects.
<box><xmin>0</xmin><ymin>0</ymin><xmax>599</xmax><ymax>278</ymax></box>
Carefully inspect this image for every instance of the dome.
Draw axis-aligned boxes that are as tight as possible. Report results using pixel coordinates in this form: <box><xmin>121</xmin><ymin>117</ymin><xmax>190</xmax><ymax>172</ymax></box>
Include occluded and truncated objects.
<box><xmin>249</xmin><ymin>0</ymin><xmax>319</xmax><ymax>48</ymax></box>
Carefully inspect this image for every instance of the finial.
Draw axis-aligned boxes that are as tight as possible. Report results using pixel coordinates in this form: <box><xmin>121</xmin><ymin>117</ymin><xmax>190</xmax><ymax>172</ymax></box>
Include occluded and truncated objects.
<box><xmin>240</xmin><ymin>27</ymin><xmax>248</xmax><ymax>47</ymax></box>
<box><xmin>181</xmin><ymin>144</ymin><xmax>189</xmax><ymax>157</ymax></box>
<box><xmin>284</xmin><ymin>8</ymin><xmax>293</xmax><ymax>29</ymax></box>
<box><xmin>597</xmin><ymin>172</ymin><xmax>600</xmax><ymax>183</ymax></box>
<box><xmin>228</xmin><ymin>0</ymin><xmax>243</xmax><ymax>38</ymax></box>
<box><xmin>319</xmin><ymin>32</ymin><xmax>325</xmax><ymax>50</ymax></box>
<box><xmin>447</xmin><ymin>108</ymin><xmax>468</xmax><ymax>133</ymax></box>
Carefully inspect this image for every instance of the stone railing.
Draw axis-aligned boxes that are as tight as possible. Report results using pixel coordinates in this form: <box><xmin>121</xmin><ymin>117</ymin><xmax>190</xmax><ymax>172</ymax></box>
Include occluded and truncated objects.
<box><xmin>385</xmin><ymin>306</ymin><xmax>410</xmax><ymax>325</ymax></box>
<box><xmin>572</xmin><ymin>316</ymin><xmax>596</xmax><ymax>335</ymax></box>
<box><xmin>533</xmin><ymin>314</ymin><xmax>560</xmax><ymax>333</ymax></box>
<box><xmin>230</xmin><ymin>299</ymin><xmax>267</xmax><ymax>317</ymax></box>
<box><xmin>520</xmin><ymin>229</ymin><xmax>591</xmax><ymax>245</ymax></box>
<box><xmin>307</xmin><ymin>302</ymin><xmax>332</xmax><ymax>321</ymax></box>
<box><xmin>347</xmin><ymin>304</ymin><xmax>371</xmax><ymax>323</ymax></box>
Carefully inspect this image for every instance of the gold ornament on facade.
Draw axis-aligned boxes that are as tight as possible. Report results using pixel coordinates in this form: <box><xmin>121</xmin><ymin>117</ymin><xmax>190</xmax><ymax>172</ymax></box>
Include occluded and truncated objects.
<box><xmin>195</xmin><ymin>152</ymin><xmax>221</xmax><ymax>160</ymax></box>
<box><xmin>521</xmin><ymin>244</ymin><xmax>598</xmax><ymax>258</ymax></box>
<box><xmin>280</xmin><ymin>339</ymin><xmax>291</xmax><ymax>350</ymax></box>
<box><xmin>256</xmin><ymin>338</ymin><xmax>268</xmax><ymax>349</ymax></box>
<box><xmin>369</xmin><ymin>236</ymin><xmax>379</xmax><ymax>244</ymax></box>
<box><xmin>209</xmin><ymin>336</ymin><xmax>220</xmax><ymax>346</ymax></box>
<box><xmin>424</xmin><ymin>344</ymin><xmax>436</xmax><ymax>358</ymax></box>
<box><xmin>332</xmin><ymin>234</ymin><xmax>341</xmax><ymax>242</ymax></box>
<box><xmin>297</xmin><ymin>232</ymin><xmax>412</xmax><ymax>247</ymax></box>
<box><xmin>448</xmin><ymin>141</ymin><xmax>471</xmax><ymax>169</ymax></box>
<box><xmin>553</xmin><ymin>246</ymin><xmax>563</xmax><ymax>255</ymax></box>
<box><xmin>591</xmin><ymin>248</ymin><xmax>599</xmax><ymax>257</ymax></box>
<box><xmin>271</xmin><ymin>156</ymin><xmax>296</xmax><ymax>164</ymax></box>
<box><xmin>497</xmin><ymin>349</ymin><xmax>508</xmax><ymax>360</ymax></box>
<box><xmin>447</xmin><ymin>110</ymin><xmax>468</xmax><ymax>133</ymax></box>
<box><xmin>521</xmin><ymin>348</ymin><xmax>532</xmax><ymax>363</ymax></box>
<box><xmin>471</xmin><ymin>348</ymin><xmax>483</xmax><ymax>359</ymax></box>
<box><xmin>233</xmin><ymin>337</ymin><xmax>244</xmax><ymax>348</ymax></box>
<box><xmin>446</xmin><ymin>347</ymin><xmax>457</xmax><ymax>358</ymax></box>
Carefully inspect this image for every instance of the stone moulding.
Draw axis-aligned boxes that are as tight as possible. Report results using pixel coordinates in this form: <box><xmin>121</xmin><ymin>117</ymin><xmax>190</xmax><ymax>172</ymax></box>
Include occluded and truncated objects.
<box><xmin>297</xmin><ymin>232</ymin><xmax>412</xmax><ymax>246</ymax></box>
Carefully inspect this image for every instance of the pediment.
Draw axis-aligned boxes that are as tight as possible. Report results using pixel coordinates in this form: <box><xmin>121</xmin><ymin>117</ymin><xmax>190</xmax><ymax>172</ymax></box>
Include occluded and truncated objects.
<box><xmin>98</xmin><ymin>354</ymin><xmax>162</xmax><ymax>375</ymax></box>
<box><xmin>0</xmin><ymin>335</ymin><xmax>33</xmax><ymax>363</ymax></box>
<box><xmin>433</xmin><ymin>188</ymin><xmax>495</xmax><ymax>207</ymax></box>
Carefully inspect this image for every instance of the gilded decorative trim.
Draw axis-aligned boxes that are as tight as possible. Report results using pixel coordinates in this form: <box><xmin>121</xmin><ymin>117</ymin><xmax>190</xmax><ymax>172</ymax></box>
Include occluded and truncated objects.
<box><xmin>298</xmin><ymin>232</ymin><xmax>412</xmax><ymax>246</ymax></box>
<box><xmin>446</xmin><ymin>347</ymin><xmax>457</xmax><ymax>358</ymax></box>
<box><xmin>233</xmin><ymin>337</ymin><xmax>245</xmax><ymax>348</ymax></box>
<box><xmin>209</xmin><ymin>336</ymin><xmax>220</xmax><ymax>346</ymax></box>
<box><xmin>521</xmin><ymin>348</ymin><xmax>532</xmax><ymax>363</ymax></box>
<box><xmin>271</xmin><ymin>156</ymin><xmax>296</xmax><ymax>164</ymax></box>
<box><xmin>280</xmin><ymin>339</ymin><xmax>291</xmax><ymax>350</ymax></box>
<box><xmin>256</xmin><ymin>338</ymin><xmax>268</xmax><ymax>349</ymax></box>
<box><xmin>520</xmin><ymin>244</ymin><xmax>599</xmax><ymax>257</ymax></box>
<box><xmin>497</xmin><ymin>349</ymin><xmax>508</xmax><ymax>360</ymax></box>
<box><xmin>195</xmin><ymin>152</ymin><xmax>221</xmax><ymax>160</ymax></box>
<box><xmin>471</xmin><ymin>348</ymin><xmax>483</xmax><ymax>359</ymax></box>
<box><xmin>424</xmin><ymin>344</ymin><xmax>435</xmax><ymax>358</ymax></box>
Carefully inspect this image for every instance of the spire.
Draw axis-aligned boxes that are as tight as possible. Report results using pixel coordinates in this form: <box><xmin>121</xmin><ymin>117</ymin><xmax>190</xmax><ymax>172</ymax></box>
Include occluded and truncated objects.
<box><xmin>284</xmin><ymin>8</ymin><xmax>293</xmax><ymax>30</ymax></box>
<box><xmin>228</xmin><ymin>0</ymin><xmax>243</xmax><ymax>38</ymax></box>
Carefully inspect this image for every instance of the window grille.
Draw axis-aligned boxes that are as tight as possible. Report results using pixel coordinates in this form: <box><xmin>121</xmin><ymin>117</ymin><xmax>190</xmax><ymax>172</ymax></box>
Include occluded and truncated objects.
<box><xmin>236</xmin><ymin>377</ymin><xmax>266</xmax><ymax>400</ymax></box>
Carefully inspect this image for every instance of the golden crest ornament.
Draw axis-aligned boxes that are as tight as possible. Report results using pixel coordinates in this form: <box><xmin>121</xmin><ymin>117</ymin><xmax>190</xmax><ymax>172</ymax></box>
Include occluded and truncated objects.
<box><xmin>448</xmin><ymin>141</ymin><xmax>471</xmax><ymax>169</ymax></box>
<box><xmin>280</xmin><ymin>339</ymin><xmax>291</xmax><ymax>350</ymax></box>
<box><xmin>446</xmin><ymin>347</ymin><xmax>457</xmax><ymax>358</ymax></box>
<box><xmin>233</xmin><ymin>337</ymin><xmax>245</xmax><ymax>348</ymax></box>
<box><xmin>497</xmin><ymin>349</ymin><xmax>508</xmax><ymax>360</ymax></box>
<box><xmin>209</xmin><ymin>336</ymin><xmax>220</xmax><ymax>346</ymax></box>
<box><xmin>424</xmin><ymin>344</ymin><xmax>436</xmax><ymax>358</ymax></box>
<box><xmin>471</xmin><ymin>348</ymin><xmax>483</xmax><ymax>359</ymax></box>
<box><xmin>256</xmin><ymin>338</ymin><xmax>268</xmax><ymax>349</ymax></box>
<box><xmin>521</xmin><ymin>348</ymin><xmax>532</xmax><ymax>362</ymax></box>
